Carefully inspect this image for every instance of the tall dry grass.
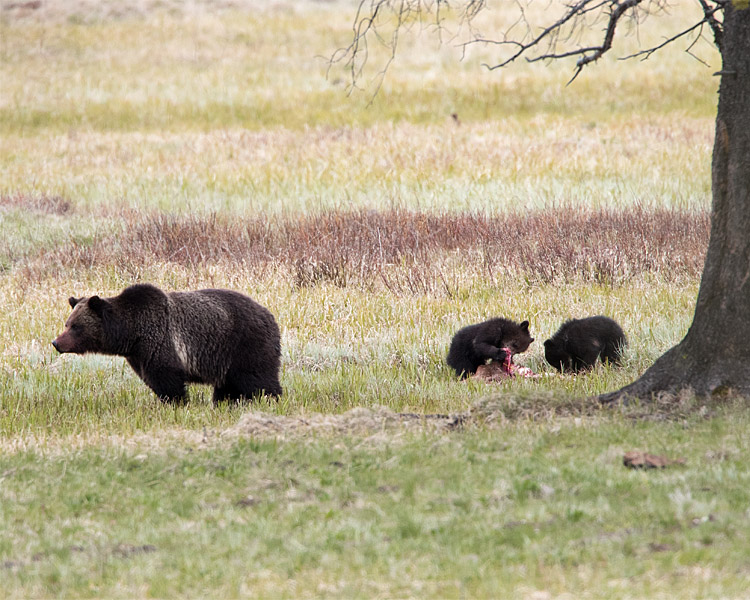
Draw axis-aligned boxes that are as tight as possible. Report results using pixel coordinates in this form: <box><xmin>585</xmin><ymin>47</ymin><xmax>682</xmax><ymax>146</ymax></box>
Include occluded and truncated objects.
<box><xmin>14</xmin><ymin>204</ymin><xmax>709</xmax><ymax>289</ymax></box>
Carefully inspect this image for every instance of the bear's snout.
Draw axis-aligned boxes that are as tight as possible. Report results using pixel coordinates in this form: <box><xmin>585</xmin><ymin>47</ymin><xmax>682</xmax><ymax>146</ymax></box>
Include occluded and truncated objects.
<box><xmin>52</xmin><ymin>333</ymin><xmax>72</xmax><ymax>353</ymax></box>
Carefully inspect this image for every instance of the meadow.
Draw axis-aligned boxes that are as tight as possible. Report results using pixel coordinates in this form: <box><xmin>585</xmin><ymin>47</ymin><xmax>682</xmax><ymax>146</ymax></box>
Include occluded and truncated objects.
<box><xmin>3</xmin><ymin>0</ymin><xmax>750</xmax><ymax>597</ymax></box>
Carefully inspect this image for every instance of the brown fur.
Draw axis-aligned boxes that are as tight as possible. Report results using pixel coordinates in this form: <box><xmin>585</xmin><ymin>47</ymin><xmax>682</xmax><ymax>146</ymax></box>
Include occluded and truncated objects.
<box><xmin>53</xmin><ymin>283</ymin><xmax>282</xmax><ymax>403</ymax></box>
<box><xmin>446</xmin><ymin>318</ymin><xmax>534</xmax><ymax>378</ymax></box>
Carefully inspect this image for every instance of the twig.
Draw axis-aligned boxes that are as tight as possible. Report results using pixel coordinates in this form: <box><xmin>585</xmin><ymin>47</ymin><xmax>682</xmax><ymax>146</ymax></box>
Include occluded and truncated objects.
<box><xmin>619</xmin><ymin>3</ymin><xmax>723</xmax><ymax>62</ymax></box>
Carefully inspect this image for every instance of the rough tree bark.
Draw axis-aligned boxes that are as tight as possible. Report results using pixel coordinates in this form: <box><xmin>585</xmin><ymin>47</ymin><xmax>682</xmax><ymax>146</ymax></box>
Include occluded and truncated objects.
<box><xmin>602</xmin><ymin>3</ymin><xmax>750</xmax><ymax>402</ymax></box>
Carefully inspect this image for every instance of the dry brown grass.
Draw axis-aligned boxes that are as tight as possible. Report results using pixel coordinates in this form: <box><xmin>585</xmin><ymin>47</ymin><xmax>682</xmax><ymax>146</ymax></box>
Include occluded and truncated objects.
<box><xmin>468</xmin><ymin>388</ymin><xmax>742</xmax><ymax>423</ymax></box>
<box><xmin>222</xmin><ymin>406</ymin><xmax>465</xmax><ymax>442</ymax></box>
<box><xmin>27</xmin><ymin>206</ymin><xmax>708</xmax><ymax>289</ymax></box>
<box><xmin>0</xmin><ymin>193</ymin><xmax>72</xmax><ymax>215</ymax></box>
<box><xmin>5</xmin><ymin>390</ymin><xmax>736</xmax><ymax>454</ymax></box>
<box><xmin>0</xmin><ymin>0</ymin><xmax>296</xmax><ymax>23</ymax></box>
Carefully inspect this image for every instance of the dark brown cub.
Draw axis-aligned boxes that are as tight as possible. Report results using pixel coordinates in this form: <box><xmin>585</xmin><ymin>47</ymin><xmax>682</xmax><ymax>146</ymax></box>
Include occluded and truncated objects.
<box><xmin>544</xmin><ymin>315</ymin><xmax>627</xmax><ymax>373</ymax></box>
<box><xmin>447</xmin><ymin>318</ymin><xmax>534</xmax><ymax>378</ymax></box>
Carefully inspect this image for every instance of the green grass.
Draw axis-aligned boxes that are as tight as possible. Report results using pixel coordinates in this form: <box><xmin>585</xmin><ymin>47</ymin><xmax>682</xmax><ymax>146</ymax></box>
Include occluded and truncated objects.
<box><xmin>1</xmin><ymin>0</ymin><xmax>745</xmax><ymax>596</ymax></box>
<box><xmin>0</xmin><ymin>5</ymin><xmax>718</xmax><ymax>134</ymax></box>
<box><xmin>1</xmin><ymin>272</ymin><xmax>698</xmax><ymax>439</ymax></box>
<box><xmin>3</xmin><ymin>412</ymin><xmax>750</xmax><ymax>598</ymax></box>
<box><xmin>1</xmin><ymin>1</ymin><xmax>717</xmax><ymax>214</ymax></box>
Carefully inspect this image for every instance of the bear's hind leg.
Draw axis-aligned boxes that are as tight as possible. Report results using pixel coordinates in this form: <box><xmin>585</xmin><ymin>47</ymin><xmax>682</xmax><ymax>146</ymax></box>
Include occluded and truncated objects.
<box><xmin>235</xmin><ymin>369</ymin><xmax>282</xmax><ymax>400</ymax></box>
<box><xmin>213</xmin><ymin>371</ymin><xmax>281</xmax><ymax>404</ymax></box>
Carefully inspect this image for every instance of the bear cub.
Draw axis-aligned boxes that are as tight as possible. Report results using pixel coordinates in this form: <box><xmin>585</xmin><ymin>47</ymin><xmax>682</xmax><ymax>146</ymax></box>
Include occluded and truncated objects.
<box><xmin>447</xmin><ymin>318</ymin><xmax>534</xmax><ymax>378</ymax></box>
<box><xmin>544</xmin><ymin>315</ymin><xmax>627</xmax><ymax>373</ymax></box>
<box><xmin>52</xmin><ymin>283</ymin><xmax>282</xmax><ymax>403</ymax></box>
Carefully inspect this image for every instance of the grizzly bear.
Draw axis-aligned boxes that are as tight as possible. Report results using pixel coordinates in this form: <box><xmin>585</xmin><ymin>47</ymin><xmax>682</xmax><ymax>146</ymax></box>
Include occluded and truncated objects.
<box><xmin>52</xmin><ymin>283</ymin><xmax>282</xmax><ymax>402</ymax></box>
<box><xmin>447</xmin><ymin>318</ymin><xmax>534</xmax><ymax>378</ymax></box>
<box><xmin>543</xmin><ymin>315</ymin><xmax>627</xmax><ymax>373</ymax></box>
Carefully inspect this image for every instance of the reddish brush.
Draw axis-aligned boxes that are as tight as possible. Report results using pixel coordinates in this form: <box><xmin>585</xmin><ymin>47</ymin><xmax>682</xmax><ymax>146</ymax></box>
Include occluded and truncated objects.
<box><xmin>28</xmin><ymin>207</ymin><xmax>709</xmax><ymax>288</ymax></box>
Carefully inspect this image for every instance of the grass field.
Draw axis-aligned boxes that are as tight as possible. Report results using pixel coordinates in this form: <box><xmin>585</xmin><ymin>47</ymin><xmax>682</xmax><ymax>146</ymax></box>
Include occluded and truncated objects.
<box><xmin>4</xmin><ymin>0</ymin><xmax>750</xmax><ymax>597</ymax></box>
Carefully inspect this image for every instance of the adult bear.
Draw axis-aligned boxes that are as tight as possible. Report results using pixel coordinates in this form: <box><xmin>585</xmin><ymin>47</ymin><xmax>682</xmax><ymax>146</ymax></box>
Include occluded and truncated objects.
<box><xmin>52</xmin><ymin>283</ymin><xmax>282</xmax><ymax>402</ymax></box>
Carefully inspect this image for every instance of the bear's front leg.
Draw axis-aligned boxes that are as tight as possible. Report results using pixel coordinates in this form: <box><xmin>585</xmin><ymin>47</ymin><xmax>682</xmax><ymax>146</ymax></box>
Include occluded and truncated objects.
<box><xmin>473</xmin><ymin>341</ymin><xmax>506</xmax><ymax>363</ymax></box>
<box><xmin>126</xmin><ymin>356</ymin><xmax>188</xmax><ymax>403</ymax></box>
<box><xmin>142</xmin><ymin>368</ymin><xmax>188</xmax><ymax>403</ymax></box>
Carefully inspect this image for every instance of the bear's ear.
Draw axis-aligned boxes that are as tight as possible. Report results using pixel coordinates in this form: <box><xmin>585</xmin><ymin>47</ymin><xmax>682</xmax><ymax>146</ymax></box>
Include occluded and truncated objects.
<box><xmin>69</xmin><ymin>296</ymin><xmax>80</xmax><ymax>308</ymax></box>
<box><xmin>520</xmin><ymin>320</ymin><xmax>530</xmax><ymax>331</ymax></box>
<box><xmin>87</xmin><ymin>295</ymin><xmax>108</xmax><ymax>316</ymax></box>
<box><xmin>543</xmin><ymin>339</ymin><xmax>551</xmax><ymax>347</ymax></box>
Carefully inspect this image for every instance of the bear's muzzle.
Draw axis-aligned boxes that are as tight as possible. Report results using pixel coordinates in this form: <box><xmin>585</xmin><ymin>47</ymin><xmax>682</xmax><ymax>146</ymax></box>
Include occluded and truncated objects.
<box><xmin>52</xmin><ymin>334</ymin><xmax>72</xmax><ymax>353</ymax></box>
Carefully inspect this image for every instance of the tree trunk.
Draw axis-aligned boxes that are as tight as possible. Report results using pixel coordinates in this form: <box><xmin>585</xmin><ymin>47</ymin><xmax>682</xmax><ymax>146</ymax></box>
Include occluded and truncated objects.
<box><xmin>600</xmin><ymin>3</ymin><xmax>750</xmax><ymax>403</ymax></box>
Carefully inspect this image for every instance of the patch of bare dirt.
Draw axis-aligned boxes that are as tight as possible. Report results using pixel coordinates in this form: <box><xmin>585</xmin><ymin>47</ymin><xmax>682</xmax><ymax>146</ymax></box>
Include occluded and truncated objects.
<box><xmin>470</xmin><ymin>389</ymin><xmax>747</xmax><ymax>424</ymax></box>
<box><xmin>623</xmin><ymin>451</ymin><xmax>685</xmax><ymax>469</ymax></box>
<box><xmin>222</xmin><ymin>406</ymin><xmax>467</xmax><ymax>441</ymax></box>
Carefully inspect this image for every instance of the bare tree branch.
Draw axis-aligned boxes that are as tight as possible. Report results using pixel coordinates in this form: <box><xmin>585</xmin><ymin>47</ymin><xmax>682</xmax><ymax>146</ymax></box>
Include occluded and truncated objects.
<box><xmin>331</xmin><ymin>0</ymin><xmax>726</xmax><ymax>91</ymax></box>
<box><xmin>329</xmin><ymin>0</ymin><xmax>450</xmax><ymax>96</ymax></box>
<box><xmin>467</xmin><ymin>0</ymin><xmax>617</xmax><ymax>72</ymax></box>
<box><xmin>564</xmin><ymin>0</ymin><xmax>643</xmax><ymax>82</ymax></box>
<box><xmin>619</xmin><ymin>2</ymin><xmax>724</xmax><ymax>63</ymax></box>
